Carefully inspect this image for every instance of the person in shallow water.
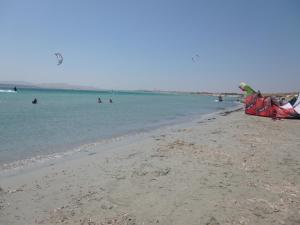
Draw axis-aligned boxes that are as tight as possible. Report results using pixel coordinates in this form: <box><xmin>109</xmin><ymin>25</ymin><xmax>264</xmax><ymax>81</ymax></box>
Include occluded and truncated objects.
<box><xmin>98</xmin><ymin>97</ymin><xmax>102</xmax><ymax>103</ymax></box>
<box><xmin>14</xmin><ymin>86</ymin><xmax>17</xmax><ymax>92</ymax></box>
<box><xmin>109</xmin><ymin>98</ymin><xmax>113</xmax><ymax>103</ymax></box>
<box><xmin>218</xmin><ymin>95</ymin><xmax>223</xmax><ymax>102</ymax></box>
<box><xmin>32</xmin><ymin>98</ymin><xmax>37</xmax><ymax>104</ymax></box>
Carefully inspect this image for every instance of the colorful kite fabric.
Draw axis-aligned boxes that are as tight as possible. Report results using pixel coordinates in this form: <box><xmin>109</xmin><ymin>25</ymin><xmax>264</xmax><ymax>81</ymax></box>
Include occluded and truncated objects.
<box><xmin>240</xmin><ymin>82</ymin><xmax>300</xmax><ymax>119</ymax></box>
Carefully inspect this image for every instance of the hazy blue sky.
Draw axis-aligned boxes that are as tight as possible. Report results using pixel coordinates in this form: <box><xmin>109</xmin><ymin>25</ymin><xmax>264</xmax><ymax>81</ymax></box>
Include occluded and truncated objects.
<box><xmin>0</xmin><ymin>0</ymin><xmax>299</xmax><ymax>92</ymax></box>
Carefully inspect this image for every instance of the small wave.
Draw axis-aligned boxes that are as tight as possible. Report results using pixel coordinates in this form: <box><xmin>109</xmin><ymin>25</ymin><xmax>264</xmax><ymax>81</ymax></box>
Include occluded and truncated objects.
<box><xmin>0</xmin><ymin>147</ymin><xmax>83</xmax><ymax>174</ymax></box>
<box><xmin>0</xmin><ymin>134</ymin><xmax>132</xmax><ymax>175</ymax></box>
<box><xmin>0</xmin><ymin>103</ymin><xmax>242</xmax><ymax>175</ymax></box>
<box><xmin>0</xmin><ymin>89</ymin><xmax>16</xmax><ymax>93</ymax></box>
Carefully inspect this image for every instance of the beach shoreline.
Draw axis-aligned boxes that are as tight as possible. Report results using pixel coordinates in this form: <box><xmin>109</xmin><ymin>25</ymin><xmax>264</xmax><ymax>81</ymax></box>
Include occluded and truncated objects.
<box><xmin>1</xmin><ymin>109</ymin><xmax>299</xmax><ymax>225</ymax></box>
<box><xmin>0</xmin><ymin>105</ymin><xmax>242</xmax><ymax>176</ymax></box>
<box><xmin>0</xmin><ymin>88</ymin><xmax>239</xmax><ymax>167</ymax></box>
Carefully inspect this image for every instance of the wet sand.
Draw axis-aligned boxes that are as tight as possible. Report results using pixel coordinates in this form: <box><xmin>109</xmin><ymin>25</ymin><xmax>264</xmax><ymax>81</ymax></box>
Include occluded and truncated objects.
<box><xmin>1</xmin><ymin>109</ymin><xmax>300</xmax><ymax>225</ymax></box>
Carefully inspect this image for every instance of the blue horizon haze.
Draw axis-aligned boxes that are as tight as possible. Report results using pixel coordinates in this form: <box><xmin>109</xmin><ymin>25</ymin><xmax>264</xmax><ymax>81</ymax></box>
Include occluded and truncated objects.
<box><xmin>0</xmin><ymin>0</ymin><xmax>299</xmax><ymax>92</ymax></box>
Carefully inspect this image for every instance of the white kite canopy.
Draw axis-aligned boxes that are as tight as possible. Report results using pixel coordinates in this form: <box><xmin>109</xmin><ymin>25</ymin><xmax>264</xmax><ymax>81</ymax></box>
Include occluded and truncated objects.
<box><xmin>54</xmin><ymin>52</ymin><xmax>63</xmax><ymax>65</ymax></box>
<box><xmin>292</xmin><ymin>93</ymin><xmax>300</xmax><ymax>114</ymax></box>
<box><xmin>280</xmin><ymin>102</ymin><xmax>293</xmax><ymax>109</ymax></box>
<box><xmin>292</xmin><ymin>92</ymin><xmax>300</xmax><ymax>107</ymax></box>
<box><xmin>294</xmin><ymin>104</ymin><xmax>300</xmax><ymax>114</ymax></box>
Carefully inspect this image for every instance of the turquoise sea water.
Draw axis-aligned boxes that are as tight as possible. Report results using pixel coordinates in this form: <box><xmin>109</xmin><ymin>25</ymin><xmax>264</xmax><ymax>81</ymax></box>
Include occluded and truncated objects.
<box><xmin>0</xmin><ymin>88</ymin><xmax>238</xmax><ymax>165</ymax></box>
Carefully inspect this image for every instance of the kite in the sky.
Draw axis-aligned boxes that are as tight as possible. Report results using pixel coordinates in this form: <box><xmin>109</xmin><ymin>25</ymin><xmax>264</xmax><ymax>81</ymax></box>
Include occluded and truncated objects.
<box><xmin>54</xmin><ymin>52</ymin><xmax>63</xmax><ymax>65</ymax></box>
<box><xmin>192</xmin><ymin>54</ymin><xmax>200</xmax><ymax>63</ymax></box>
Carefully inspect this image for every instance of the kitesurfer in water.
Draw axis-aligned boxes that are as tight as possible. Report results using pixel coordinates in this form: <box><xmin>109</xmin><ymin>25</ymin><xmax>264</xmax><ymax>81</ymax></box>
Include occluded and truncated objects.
<box><xmin>32</xmin><ymin>98</ymin><xmax>38</xmax><ymax>104</ymax></box>
<box><xmin>14</xmin><ymin>86</ymin><xmax>17</xmax><ymax>92</ymax></box>
<box><xmin>109</xmin><ymin>98</ymin><xmax>113</xmax><ymax>103</ymax></box>
<box><xmin>218</xmin><ymin>95</ymin><xmax>223</xmax><ymax>102</ymax></box>
<box><xmin>98</xmin><ymin>97</ymin><xmax>102</xmax><ymax>103</ymax></box>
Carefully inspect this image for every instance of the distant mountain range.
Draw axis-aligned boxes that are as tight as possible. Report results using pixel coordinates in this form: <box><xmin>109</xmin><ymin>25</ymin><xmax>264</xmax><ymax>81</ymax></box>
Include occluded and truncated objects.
<box><xmin>0</xmin><ymin>81</ymin><xmax>243</xmax><ymax>95</ymax></box>
<box><xmin>0</xmin><ymin>81</ymin><xmax>102</xmax><ymax>91</ymax></box>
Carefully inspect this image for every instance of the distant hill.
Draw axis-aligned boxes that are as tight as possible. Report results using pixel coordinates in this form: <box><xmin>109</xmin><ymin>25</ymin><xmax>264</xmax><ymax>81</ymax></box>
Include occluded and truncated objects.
<box><xmin>263</xmin><ymin>92</ymin><xmax>298</xmax><ymax>97</ymax></box>
<box><xmin>191</xmin><ymin>91</ymin><xmax>242</xmax><ymax>96</ymax></box>
<box><xmin>0</xmin><ymin>81</ymin><xmax>102</xmax><ymax>91</ymax></box>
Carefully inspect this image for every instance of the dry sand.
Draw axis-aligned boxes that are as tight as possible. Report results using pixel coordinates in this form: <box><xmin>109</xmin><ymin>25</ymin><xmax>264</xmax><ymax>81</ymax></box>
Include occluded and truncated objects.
<box><xmin>1</xmin><ymin>109</ymin><xmax>300</xmax><ymax>225</ymax></box>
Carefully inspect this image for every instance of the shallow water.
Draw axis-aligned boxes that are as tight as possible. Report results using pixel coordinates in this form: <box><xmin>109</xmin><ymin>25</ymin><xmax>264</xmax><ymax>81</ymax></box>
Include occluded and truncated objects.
<box><xmin>0</xmin><ymin>88</ymin><xmax>238</xmax><ymax>164</ymax></box>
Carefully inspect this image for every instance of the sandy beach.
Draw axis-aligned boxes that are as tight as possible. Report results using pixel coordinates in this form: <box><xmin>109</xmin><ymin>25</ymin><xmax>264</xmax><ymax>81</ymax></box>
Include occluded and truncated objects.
<box><xmin>1</xmin><ymin>109</ymin><xmax>299</xmax><ymax>225</ymax></box>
